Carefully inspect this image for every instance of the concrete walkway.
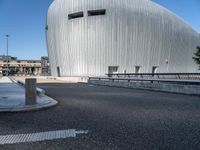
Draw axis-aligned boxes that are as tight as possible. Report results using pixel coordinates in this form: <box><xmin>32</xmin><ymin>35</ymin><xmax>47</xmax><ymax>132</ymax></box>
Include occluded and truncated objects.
<box><xmin>0</xmin><ymin>77</ymin><xmax>12</xmax><ymax>83</ymax></box>
<box><xmin>0</xmin><ymin>77</ymin><xmax>57</xmax><ymax>112</ymax></box>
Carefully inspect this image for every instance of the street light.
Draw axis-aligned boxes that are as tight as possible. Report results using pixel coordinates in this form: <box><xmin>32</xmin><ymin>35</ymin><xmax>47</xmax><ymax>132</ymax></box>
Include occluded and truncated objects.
<box><xmin>6</xmin><ymin>34</ymin><xmax>10</xmax><ymax>76</ymax></box>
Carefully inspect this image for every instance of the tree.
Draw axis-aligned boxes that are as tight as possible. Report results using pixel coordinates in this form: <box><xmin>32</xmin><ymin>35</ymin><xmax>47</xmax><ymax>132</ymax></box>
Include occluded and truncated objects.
<box><xmin>193</xmin><ymin>46</ymin><xmax>200</xmax><ymax>69</ymax></box>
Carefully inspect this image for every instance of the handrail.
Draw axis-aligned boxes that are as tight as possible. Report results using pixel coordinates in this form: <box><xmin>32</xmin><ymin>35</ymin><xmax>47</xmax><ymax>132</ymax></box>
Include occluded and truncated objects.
<box><xmin>17</xmin><ymin>80</ymin><xmax>45</xmax><ymax>96</ymax></box>
<box><xmin>106</xmin><ymin>73</ymin><xmax>200</xmax><ymax>76</ymax></box>
<box><xmin>89</xmin><ymin>77</ymin><xmax>200</xmax><ymax>85</ymax></box>
<box><xmin>105</xmin><ymin>73</ymin><xmax>200</xmax><ymax>80</ymax></box>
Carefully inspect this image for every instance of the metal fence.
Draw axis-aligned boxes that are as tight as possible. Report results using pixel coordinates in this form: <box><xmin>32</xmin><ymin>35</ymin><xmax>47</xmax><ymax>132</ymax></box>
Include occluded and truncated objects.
<box><xmin>89</xmin><ymin>73</ymin><xmax>200</xmax><ymax>85</ymax></box>
<box><xmin>106</xmin><ymin>73</ymin><xmax>200</xmax><ymax>80</ymax></box>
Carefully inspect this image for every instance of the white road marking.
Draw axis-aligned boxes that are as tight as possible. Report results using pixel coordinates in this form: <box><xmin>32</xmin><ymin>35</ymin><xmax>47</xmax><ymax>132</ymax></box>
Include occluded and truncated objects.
<box><xmin>0</xmin><ymin>129</ymin><xmax>88</xmax><ymax>145</ymax></box>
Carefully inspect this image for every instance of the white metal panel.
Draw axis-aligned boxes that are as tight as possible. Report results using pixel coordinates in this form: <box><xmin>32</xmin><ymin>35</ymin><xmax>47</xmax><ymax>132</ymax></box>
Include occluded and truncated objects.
<box><xmin>46</xmin><ymin>0</ymin><xmax>200</xmax><ymax>77</ymax></box>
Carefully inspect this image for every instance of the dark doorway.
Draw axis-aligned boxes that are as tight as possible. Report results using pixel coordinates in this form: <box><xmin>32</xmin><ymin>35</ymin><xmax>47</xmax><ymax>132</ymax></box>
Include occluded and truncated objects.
<box><xmin>57</xmin><ymin>67</ymin><xmax>61</xmax><ymax>77</ymax></box>
<box><xmin>152</xmin><ymin>66</ymin><xmax>158</xmax><ymax>74</ymax></box>
<box><xmin>108</xmin><ymin>66</ymin><xmax>118</xmax><ymax>74</ymax></box>
<box><xmin>135</xmin><ymin>66</ymin><xmax>141</xmax><ymax>74</ymax></box>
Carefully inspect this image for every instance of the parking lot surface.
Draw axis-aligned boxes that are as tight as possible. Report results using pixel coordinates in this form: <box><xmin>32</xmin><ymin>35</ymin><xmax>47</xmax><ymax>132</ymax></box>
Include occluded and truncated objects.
<box><xmin>0</xmin><ymin>82</ymin><xmax>200</xmax><ymax>150</ymax></box>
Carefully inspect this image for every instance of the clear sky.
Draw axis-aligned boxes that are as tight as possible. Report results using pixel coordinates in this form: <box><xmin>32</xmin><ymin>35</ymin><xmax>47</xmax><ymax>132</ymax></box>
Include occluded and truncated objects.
<box><xmin>0</xmin><ymin>0</ymin><xmax>200</xmax><ymax>60</ymax></box>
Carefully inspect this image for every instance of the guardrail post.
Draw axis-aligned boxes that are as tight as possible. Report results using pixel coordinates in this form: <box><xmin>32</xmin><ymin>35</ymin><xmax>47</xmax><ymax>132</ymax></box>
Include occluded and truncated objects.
<box><xmin>25</xmin><ymin>78</ymin><xmax>37</xmax><ymax>105</ymax></box>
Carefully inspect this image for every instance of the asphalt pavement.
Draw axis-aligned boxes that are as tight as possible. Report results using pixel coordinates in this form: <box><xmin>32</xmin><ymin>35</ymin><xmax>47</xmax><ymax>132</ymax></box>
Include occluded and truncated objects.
<box><xmin>0</xmin><ymin>82</ymin><xmax>200</xmax><ymax>150</ymax></box>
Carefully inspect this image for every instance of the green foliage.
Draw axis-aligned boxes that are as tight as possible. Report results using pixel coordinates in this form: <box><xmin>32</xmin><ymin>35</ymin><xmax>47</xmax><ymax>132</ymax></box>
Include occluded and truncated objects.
<box><xmin>193</xmin><ymin>46</ymin><xmax>200</xmax><ymax>69</ymax></box>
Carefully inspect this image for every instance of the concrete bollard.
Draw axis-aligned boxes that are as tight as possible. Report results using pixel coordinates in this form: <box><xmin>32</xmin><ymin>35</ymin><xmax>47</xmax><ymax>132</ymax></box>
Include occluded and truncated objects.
<box><xmin>25</xmin><ymin>78</ymin><xmax>37</xmax><ymax>105</ymax></box>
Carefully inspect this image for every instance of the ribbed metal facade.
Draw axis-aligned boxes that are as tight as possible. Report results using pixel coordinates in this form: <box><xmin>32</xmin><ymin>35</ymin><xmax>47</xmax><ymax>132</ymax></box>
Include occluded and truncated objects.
<box><xmin>46</xmin><ymin>0</ymin><xmax>200</xmax><ymax>77</ymax></box>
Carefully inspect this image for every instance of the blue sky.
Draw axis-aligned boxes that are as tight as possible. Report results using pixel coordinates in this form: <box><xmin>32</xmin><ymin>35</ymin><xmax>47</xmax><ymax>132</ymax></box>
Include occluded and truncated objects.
<box><xmin>0</xmin><ymin>0</ymin><xmax>200</xmax><ymax>60</ymax></box>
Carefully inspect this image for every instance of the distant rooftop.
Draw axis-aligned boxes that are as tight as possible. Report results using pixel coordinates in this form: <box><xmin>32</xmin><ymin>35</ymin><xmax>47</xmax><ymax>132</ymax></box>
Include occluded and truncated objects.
<box><xmin>0</xmin><ymin>55</ymin><xmax>17</xmax><ymax>61</ymax></box>
<box><xmin>0</xmin><ymin>55</ymin><xmax>46</xmax><ymax>61</ymax></box>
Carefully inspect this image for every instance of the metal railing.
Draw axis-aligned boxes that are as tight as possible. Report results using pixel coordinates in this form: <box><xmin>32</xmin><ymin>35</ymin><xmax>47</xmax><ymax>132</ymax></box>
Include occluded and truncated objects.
<box><xmin>106</xmin><ymin>73</ymin><xmax>200</xmax><ymax>80</ymax></box>
<box><xmin>89</xmin><ymin>73</ymin><xmax>200</xmax><ymax>85</ymax></box>
<box><xmin>16</xmin><ymin>80</ymin><xmax>45</xmax><ymax>96</ymax></box>
<box><xmin>89</xmin><ymin>77</ymin><xmax>200</xmax><ymax>85</ymax></box>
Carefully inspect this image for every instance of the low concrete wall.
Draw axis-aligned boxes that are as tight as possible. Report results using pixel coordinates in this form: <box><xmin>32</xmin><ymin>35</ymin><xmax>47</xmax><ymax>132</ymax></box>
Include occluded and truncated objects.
<box><xmin>88</xmin><ymin>80</ymin><xmax>200</xmax><ymax>95</ymax></box>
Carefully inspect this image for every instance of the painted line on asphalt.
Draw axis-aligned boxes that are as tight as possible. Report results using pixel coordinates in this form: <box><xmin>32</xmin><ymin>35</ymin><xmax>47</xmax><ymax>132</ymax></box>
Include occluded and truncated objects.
<box><xmin>0</xmin><ymin>129</ymin><xmax>88</xmax><ymax>145</ymax></box>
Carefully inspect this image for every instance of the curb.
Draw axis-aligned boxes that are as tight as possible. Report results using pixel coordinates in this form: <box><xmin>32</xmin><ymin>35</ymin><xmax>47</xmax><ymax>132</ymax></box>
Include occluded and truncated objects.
<box><xmin>0</xmin><ymin>77</ymin><xmax>58</xmax><ymax>113</ymax></box>
<box><xmin>0</xmin><ymin>95</ymin><xmax>58</xmax><ymax>113</ymax></box>
<box><xmin>10</xmin><ymin>78</ymin><xmax>45</xmax><ymax>96</ymax></box>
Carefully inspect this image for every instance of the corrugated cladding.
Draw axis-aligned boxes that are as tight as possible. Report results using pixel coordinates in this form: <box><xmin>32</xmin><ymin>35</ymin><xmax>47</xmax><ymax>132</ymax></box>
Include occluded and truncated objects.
<box><xmin>46</xmin><ymin>0</ymin><xmax>200</xmax><ymax>77</ymax></box>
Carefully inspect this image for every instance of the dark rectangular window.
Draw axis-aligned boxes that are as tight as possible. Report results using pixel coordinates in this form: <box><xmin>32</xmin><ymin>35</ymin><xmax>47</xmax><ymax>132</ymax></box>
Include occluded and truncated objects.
<box><xmin>68</xmin><ymin>11</ymin><xmax>84</xmax><ymax>20</ymax></box>
<box><xmin>45</xmin><ymin>25</ymin><xmax>48</xmax><ymax>31</ymax></box>
<box><xmin>88</xmin><ymin>9</ymin><xmax>106</xmax><ymax>16</ymax></box>
<box><xmin>108</xmin><ymin>66</ymin><xmax>118</xmax><ymax>74</ymax></box>
<box><xmin>135</xmin><ymin>66</ymin><xmax>141</xmax><ymax>74</ymax></box>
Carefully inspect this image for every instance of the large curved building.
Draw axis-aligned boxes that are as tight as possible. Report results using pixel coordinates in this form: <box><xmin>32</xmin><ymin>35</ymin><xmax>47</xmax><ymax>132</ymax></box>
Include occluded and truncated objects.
<box><xmin>46</xmin><ymin>0</ymin><xmax>200</xmax><ymax>77</ymax></box>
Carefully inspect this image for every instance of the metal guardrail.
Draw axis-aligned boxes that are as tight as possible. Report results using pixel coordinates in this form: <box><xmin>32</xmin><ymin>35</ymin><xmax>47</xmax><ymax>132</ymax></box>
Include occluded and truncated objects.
<box><xmin>106</xmin><ymin>73</ymin><xmax>200</xmax><ymax>80</ymax></box>
<box><xmin>89</xmin><ymin>77</ymin><xmax>200</xmax><ymax>85</ymax></box>
<box><xmin>9</xmin><ymin>77</ymin><xmax>45</xmax><ymax>95</ymax></box>
<box><xmin>17</xmin><ymin>80</ymin><xmax>45</xmax><ymax>96</ymax></box>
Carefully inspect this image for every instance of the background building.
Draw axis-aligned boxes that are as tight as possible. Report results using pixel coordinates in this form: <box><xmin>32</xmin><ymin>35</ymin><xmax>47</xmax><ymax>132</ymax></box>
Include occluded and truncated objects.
<box><xmin>46</xmin><ymin>0</ymin><xmax>200</xmax><ymax>77</ymax></box>
<box><xmin>0</xmin><ymin>55</ymin><xmax>50</xmax><ymax>76</ymax></box>
<box><xmin>41</xmin><ymin>56</ymin><xmax>51</xmax><ymax>76</ymax></box>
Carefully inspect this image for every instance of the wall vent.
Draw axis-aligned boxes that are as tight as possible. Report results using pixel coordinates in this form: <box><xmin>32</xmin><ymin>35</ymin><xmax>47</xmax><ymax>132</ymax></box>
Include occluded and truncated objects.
<box><xmin>68</xmin><ymin>11</ymin><xmax>84</xmax><ymax>20</ymax></box>
<box><xmin>88</xmin><ymin>9</ymin><xmax>106</xmax><ymax>16</ymax></box>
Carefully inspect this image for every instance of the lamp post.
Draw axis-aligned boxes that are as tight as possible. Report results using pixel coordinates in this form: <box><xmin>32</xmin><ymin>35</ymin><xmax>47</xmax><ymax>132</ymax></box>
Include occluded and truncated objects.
<box><xmin>6</xmin><ymin>35</ymin><xmax>10</xmax><ymax>76</ymax></box>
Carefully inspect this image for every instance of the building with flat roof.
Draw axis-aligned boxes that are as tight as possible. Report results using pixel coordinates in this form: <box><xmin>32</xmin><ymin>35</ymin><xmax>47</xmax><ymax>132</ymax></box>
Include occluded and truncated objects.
<box><xmin>41</xmin><ymin>56</ymin><xmax>51</xmax><ymax>76</ymax></box>
<box><xmin>46</xmin><ymin>0</ymin><xmax>200</xmax><ymax>77</ymax></box>
<box><xmin>0</xmin><ymin>55</ymin><xmax>50</xmax><ymax>76</ymax></box>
